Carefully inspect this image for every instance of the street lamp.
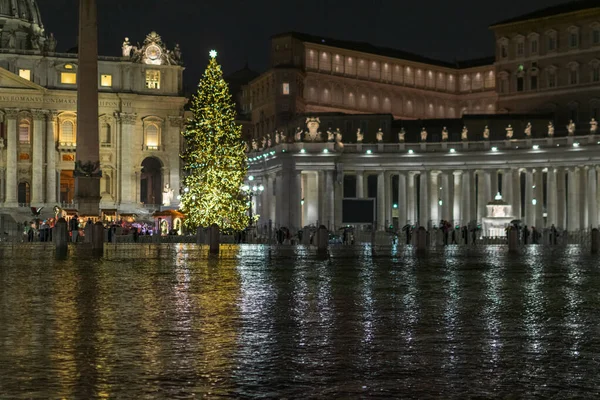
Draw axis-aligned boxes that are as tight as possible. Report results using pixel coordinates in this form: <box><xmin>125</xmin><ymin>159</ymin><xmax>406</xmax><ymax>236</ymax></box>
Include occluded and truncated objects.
<box><xmin>242</xmin><ymin>181</ymin><xmax>265</xmax><ymax>229</ymax></box>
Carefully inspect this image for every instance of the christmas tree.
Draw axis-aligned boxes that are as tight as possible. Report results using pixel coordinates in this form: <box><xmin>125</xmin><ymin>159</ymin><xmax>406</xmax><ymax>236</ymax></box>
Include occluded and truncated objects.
<box><xmin>180</xmin><ymin>50</ymin><xmax>249</xmax><ymax>231</ymax></box>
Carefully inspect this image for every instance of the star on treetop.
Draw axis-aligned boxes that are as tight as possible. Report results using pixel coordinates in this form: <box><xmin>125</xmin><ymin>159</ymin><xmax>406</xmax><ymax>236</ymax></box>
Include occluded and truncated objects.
<box><xmin>209</xmin><ymin>50</ymin><xmax>217</xmax><ymax>58</ymax></box>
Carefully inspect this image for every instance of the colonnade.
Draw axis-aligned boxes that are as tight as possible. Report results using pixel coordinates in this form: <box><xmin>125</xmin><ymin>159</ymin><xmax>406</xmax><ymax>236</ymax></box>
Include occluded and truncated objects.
<box><xmin>255</xmin><ymin>165</ymin><xmax>600</xmax><ymax>232</ymax></box>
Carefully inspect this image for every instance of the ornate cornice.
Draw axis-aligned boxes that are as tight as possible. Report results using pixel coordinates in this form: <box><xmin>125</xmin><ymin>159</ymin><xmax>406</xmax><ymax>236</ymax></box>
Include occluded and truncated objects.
<box><xmin>168</xmin><ymin>115</ymin><xmax>183</xmax><ymax>128</ymax></box>
<box><xmin>120</xmin><ymin>112</ymin><xmax>137</xmax><ymax>125</ymax></box>
<box><xmin>5</xmin><ymin>108</ymin><xmax>19</xmax><ymax>118</ymax></box>
<box><xmin>31</xmin><ymin>109</ymin><xmax>48</xmax><ymax>120</ymax></box>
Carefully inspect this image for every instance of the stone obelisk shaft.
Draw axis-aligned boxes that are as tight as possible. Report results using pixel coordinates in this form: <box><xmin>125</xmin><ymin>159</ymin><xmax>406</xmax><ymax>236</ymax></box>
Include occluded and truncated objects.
<box><xmin>75</xmin><ymin>0</ymin><xmax>101</xmax><ymax>216</ymax></box>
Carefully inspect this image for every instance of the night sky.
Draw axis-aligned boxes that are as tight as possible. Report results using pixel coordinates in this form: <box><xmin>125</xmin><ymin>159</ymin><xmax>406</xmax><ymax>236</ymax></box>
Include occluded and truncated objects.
<box><xmin>39</xmin><ymin>0</ymin><xmax>567</xmax><ymax>93</ymax></box>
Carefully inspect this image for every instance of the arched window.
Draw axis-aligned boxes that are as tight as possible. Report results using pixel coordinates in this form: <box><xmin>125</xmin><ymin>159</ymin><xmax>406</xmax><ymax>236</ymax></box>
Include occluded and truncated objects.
<box><xmin>61</xmin><ymin>121</ymin><xmax>74</xmax><ymax>143</ymax></box>
<box><xmin>145</xmin><ymin>124</ymin><xmax>159</xmax><ymax>148</ymax></box>
<box><xmin>19</xmin><ymin>121</ymin><xmax>30</xmax><ymax>144</ymax></box>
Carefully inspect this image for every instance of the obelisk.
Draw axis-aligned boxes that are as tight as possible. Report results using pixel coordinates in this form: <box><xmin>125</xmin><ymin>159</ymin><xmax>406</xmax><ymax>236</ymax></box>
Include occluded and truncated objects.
<box><xmin>74</xmin><ymin>0</ymin><xmax>101</xmax><ymax>216</ymax></box>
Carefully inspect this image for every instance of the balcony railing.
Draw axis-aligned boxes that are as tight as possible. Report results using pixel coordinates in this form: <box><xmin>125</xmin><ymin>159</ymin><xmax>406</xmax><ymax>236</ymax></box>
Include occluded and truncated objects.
<box><xmin>58</xmin><ymin>142</ymin><xmax>76</xmax><ymax>151</ymax></box>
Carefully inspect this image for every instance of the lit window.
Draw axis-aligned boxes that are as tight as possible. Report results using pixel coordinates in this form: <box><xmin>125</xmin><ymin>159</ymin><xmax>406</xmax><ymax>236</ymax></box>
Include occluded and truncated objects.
<box><xmin>61</xmin><ymin>121</ymin><xmax>75</xmax><ymax>143</ymax></box>
<box><xmin>146</xmin><ymin>124</ymin><xmax>159</xmax><ymax>148</ymax></box>
<box><xmin>19</xmin><ymin>121</ymin><xmax>30</xmax><ymax>144</ymax></box>
<box><xmin>100</xmin><ymin>74</ymin><xmax>112</xmax><ymax>87</ymax></box>
<box><xmin>64</xmin><ymin>64</ymin><xmax>74</xmax><ymax>70</ymax></box>
<box><xmin>282</xmin><ymin>82</ymin><xmax>290</xmax><ymax>95</ymax></box>
<box><xmin>145</xmin><ymin>70</ymin><xmax>160</xmax><ymax>89</ymax></box>
<box><xmin>61</xmin><ymin>72</ymin><xmax>76</xmax><ymax>84</ymax></box>
<box><xmin>18</xmin><ymin>69</ymin><xmax>31</xmax><ymax>80</ymax></box>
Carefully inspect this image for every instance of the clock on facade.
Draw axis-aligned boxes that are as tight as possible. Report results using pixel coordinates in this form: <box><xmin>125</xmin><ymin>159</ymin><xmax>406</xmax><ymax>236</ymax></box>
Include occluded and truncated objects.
<box><xmin>145</xmin><ymin>44</ymin><xmax>162</xmax><ymax>65</ymax></box>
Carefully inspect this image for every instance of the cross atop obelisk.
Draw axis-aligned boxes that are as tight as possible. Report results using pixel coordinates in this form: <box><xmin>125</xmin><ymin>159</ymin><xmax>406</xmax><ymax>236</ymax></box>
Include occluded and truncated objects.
<box><xmin>74</xmin><ymin>0</ymin><xmax>101</xmax><ymax>216</ymax></box>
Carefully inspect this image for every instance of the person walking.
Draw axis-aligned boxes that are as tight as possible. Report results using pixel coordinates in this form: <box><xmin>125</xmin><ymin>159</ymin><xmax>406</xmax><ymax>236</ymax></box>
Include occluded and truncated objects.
<box><xmin>69</xmin><ymin>215</ymin><xmax>79</xmax><ymax>243</ymax></box>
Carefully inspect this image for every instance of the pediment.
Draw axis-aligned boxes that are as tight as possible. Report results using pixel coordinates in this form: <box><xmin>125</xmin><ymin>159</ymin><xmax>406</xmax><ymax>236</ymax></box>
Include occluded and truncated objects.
<box><xmin>0</xmin><ymin>68</ymin><xmax>46</xmax><ymax>91</ymax></box>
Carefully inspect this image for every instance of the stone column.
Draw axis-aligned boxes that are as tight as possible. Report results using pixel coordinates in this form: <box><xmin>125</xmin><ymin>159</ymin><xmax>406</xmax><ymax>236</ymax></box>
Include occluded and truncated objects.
<box><xmin>167</xmin><ymin>116</ymin><xmax>183</xmax><ymax>206</ymax></box>
<box><xmin>501</xmin><ymin>169</ymin><xmax>512</xmax><ymax>205</ymax></box>
<box><xmin>377</xmin><ymin>171</ymin><xmax>385</xmax><ymax>230</ymax></box>
<box><xmin>406</xmin><ymin>172</ymin><xmax>416</xmax><ymax>225</ymax></box>
<box><xmin>119</xmin><ymin>113</ymin><xmax>137</xmax><ymax>206</ymax></box>
<box><xmin>461</xmin><ymin>170</ymin><xmax>471</xmax><ymax>226</ymax></box>
<box><xmin>355</xmin><ymin>170</ymin><xmax>364</xmax><ymax>198</ymax></box>
<box><xmin>0</xmin><ymin>167</ymin><xmax>4</xmax><ymax>203</ymax></box>
<box><xmin>546</xmin><ymin>167</ymin><xmax>557</xmax><ymax>228</ymax></box>
<box><xmin>556</xmin><ymin>168</ymin><xmax>566</xmax><ymax>229</ymax></box>
<box><xmin>31</xmin><ymin>109</ymin><xmax>45</xmax><ymax>204</ymax></box>
<box><xmin>588</xmin><ymin>167</ymin><xmax>598</xmax><ymax>230</ymax></box>
<box><xmin>490</xmin><ymin>170</ymin><xmax>498</xmax><ymax>198</ymax></box>
<box><xmin>419</xmin><ymin>171</ymin><xmax>429</xmax><ymax>228</ymax></box>
<box><xmin>568</xmin><ymin>168</ymin><xmax>579</xmax><ymax>231</ymax></box>
<box><xmin>453</xmin><ymin>171</ymin><xmax>462</xmax><ymax>226</ymax></box>
<box><xmin>524</xmin><ymin>169</ymin><xmax>534</xmax><ymax>227</ymax></box>
<box><xmin>326</xmin><ymin>170</ymin><xmax>335</xmax><ymax>230</ymax></box>
<box><xmin>262</xmin><ymin>175</ymin><xmax>271</xmax><ymax>226</ymax></box>
<box><xmin>4</xmin><ymin>109</ymin><xmax>18</xmax><ymax>206</ymax></box>
<box><xmin>534</xmin><ymin>169</ymin><xmax>544</xmax><ymax>229</ymax></box>
<box><xmin>398</xmin><ymin>172</ymin><xmax>407</xmax><ymax>226</ymax></box>
<box><xmin>580</xmin><ymin>167</ymin><xmax>588</xmax><ymax>230</ymax></box>
<box><xmin>441</xmin><ymin>172</ymin><xmax>451</xmax><ymax>222</ymax></box>
<box><xmin>476</xmin><ymin>170</ymin><xmax>488</xmax><ymax>223</ymax></box>
<box><xmin>46</xmin><ymin>111</ymin><xmax>58</xmax><ymax>204</ymax></box>
<box><xmin>75</xmin><ymin>0</ymin><xmax>101</xmax><ymax>216</ymax></box>
<box><xmin>384</xmin><ymin>171</ymin><xmax>392</xmax><ymax>228</ymax></box>
<box><xmin>512</xmin><ymin>169</ymin><xmax>522</xmax><ymax>222</ymax></box>
<box><xmin>429</xmin><ymin>171</ymin><xmax>440</xmax><ymax>227</ymax></box>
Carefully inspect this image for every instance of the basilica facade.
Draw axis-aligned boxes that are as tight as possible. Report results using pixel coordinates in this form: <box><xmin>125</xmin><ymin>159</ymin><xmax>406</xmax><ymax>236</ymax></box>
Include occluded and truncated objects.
<box><xmin>0</xmin><ymin>1</ymin><xmax>186</xmax><ymax>217</ymax></box>
<box><xmin>243</xmin><ymin>0</ymin><xmax>600</xmax><ymax>233</ymax></box>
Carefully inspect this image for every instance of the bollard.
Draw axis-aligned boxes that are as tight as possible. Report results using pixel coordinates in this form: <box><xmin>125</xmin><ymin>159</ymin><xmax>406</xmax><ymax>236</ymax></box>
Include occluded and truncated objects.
<box><xmin>209</xmin><ymin>224</ymin><xmax>220</xmax><ymax>254</ymax></box>
<box><xmin>196</xmin><ymin>226</ymin><xmax>205</xmax><ymax>245</ymax></box>
<box><xmin>317</xmin><ymin>225</ymin><xmax>328</xmax><ymax>254</ymax></box>
<box><xmin>508</xmin><ymin>228</ymin><xmax>519</xmax><ymax>253</ymax></box>
<box><xmin>54</xmin><ymin>218</ymin><xmax>68</xmax><ymax>258</ymax></box>
<box><xmin>92</xmin><ymin>222</ymin><xmax>104</xmax><ymax>252</ymax></box>
<box><xmin>84</xmin><ymin>223</ymin><xmax>93</xmax><ymax>243</ymax></box>
<box><xmin>416</xmin><ymin>227</ymin><xmax>427</xmax><ymax>252</ymax></box>
<box><xmin>111</xmin><ymin>226</ymin><xmax>117</xmax><ymax>244</ymax></box>
<box><xmin>592</xmin><ymin>228</ymin><xmax>600</xmax><ymax>254</ymax></box>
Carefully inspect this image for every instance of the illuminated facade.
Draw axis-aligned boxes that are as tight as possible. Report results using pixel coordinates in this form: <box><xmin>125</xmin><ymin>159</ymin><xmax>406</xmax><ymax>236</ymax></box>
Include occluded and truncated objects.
<box><xmin>245</xmin><ymin>1</ymin><xmax>600</xmax><ymax>233</ymax></box>
<box><xmin>0</xmin><ymin>1</ymin><xmax>186</xmax><ymax>215</ymax></box>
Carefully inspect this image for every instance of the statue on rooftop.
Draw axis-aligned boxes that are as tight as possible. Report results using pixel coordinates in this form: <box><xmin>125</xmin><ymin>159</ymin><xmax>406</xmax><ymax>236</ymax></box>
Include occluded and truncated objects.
<box><xmin>267</xmin><ymin>135</ymin><xmax>272</xmax><ymax>148</ymax></box>
<box><xmin>376</xmin><ymin>128</ymin><xmax>384</xmax><ymax>142</ymax></box>
<box><xmin>524</xmin><ymin>122</ymin><xmax>532</xmax><ymax>137</ymax></box>
<box><xmin>398</xmin><ymin>128</ymin><xmax>406</xmax><ymax>142</ymax></box>
<box><xmin>420</xmin><ymin>127</ymin><xmax>427</xmax><ymax>142</ymax></box>
<box><xmin>294</xmin><ymin>127</ymin><xmax>303</xmax><ymax>142</ymax></box>
<box><xmin>482</xmin><ymin>126</ymin><xmax>489</xmax><ymax>140</ymax></box>
<box><xmin>261</xmin><ymin>136</ymin><xmax>267</xmax><ymax>149</ymax></box>
<box><xmin>251</xmin><ymin>138</ymin><xmax>258</xmax><ymax>151</ymax></box>
<box><xmin>591</xmin><ymin>118</ymin><xmax>598</xmax><ymax>134</ymax></box>
<box><xmin>547</xmin><ymin>121</ymin><xmax>555</xmax><ymax>137</ymax></box>
<box><xmin>335</xmin><ymin>128</ymin><xmax>342</xmax><ymax>143</ymax></box>
<box><xmin>567</xmin><ymin>120</ymin><xmax>576</xmax><ymax>136</ymax></box>
<box><xmin>275</xmin><ymin>130</ymin><xmax>280</xmax><ymax>144</ymax></box>
<box><xmin>356</xmin><ymin>128</ymin><xmax>364</xmax><ymax>143</ymax></box>
<box><xmin>327</xmin><ymin>128</ymin><xmax>334</xmax><ymax>142</ymax></box>
<box><xmin>122</xmin><ymin>37</ymin><xmax>133</xmax><ymax>57</ymax></box>
<box><xmin>442</xmin><ymin>127</ymin><xmax>448</xmax><ymax>141</ymax></box>
<box><xmin>45</xmin><ymin>32</ymin><xmax>57</xmax><ymax>52</ymax></box>
<box><xmin>506</xmin><ymin>124</ymin><xmax>514</xmax><ymax>139</ymax></box>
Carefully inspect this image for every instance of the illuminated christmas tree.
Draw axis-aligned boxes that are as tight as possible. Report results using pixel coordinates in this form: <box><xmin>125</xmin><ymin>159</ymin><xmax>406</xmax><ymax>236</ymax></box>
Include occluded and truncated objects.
<box><xmin>180</xmin><ymin>50</ymin><xmax>249</xmax><ymax>231</ymax></box>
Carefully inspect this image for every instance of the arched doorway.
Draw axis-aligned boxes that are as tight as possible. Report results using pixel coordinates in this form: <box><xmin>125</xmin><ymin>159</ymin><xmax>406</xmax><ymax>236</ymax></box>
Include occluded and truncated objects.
<box><xmin>140</xmin><ymin>157</ymin><xmax>162</xmax><ymax>206</ymax></box>
<box><xmin>18</xmin><ymin>182</ymin><xmax>30</xmax><ymax>205</ymax></box>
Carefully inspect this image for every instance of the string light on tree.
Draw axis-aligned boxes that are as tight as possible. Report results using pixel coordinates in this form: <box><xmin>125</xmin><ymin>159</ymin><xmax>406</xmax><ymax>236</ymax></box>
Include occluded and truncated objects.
<box><xmin>180</xmin><ymin>49</ymin><xmax>248</xmax><ymax>231</ymax></box>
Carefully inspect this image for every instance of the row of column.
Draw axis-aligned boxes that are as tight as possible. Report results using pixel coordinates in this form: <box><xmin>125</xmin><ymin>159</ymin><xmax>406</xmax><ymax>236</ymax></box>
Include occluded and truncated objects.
<box><xmin>1</xmin><ymin>110</ymin><xmax>183</xmax><ymax>208</ymax></box>
<box><xmin>256</xmin><ymin>166</ymin><xmax>600</xmax><ymax>232</ymax></box>
<box><xmin>353</xmin><ymin>167</ymin><xmax>600</xmax><ymax>231</ymax></box>
<box><xmin>2</xmin><ymin>108</ymin><xmax>58</xmax><ymax>206</ymax></box>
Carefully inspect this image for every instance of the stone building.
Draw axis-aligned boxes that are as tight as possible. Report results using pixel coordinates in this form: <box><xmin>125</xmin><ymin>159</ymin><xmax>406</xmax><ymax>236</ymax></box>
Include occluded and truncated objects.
<box><xmin>245</xmin><ymin>0</ymin><xmax>600</xmax><ymax>233</ymax></box>
<box><xmin>0</xmin><ymin>1</ymin><xmax>186</xmax><ymax>217</ymax></box>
